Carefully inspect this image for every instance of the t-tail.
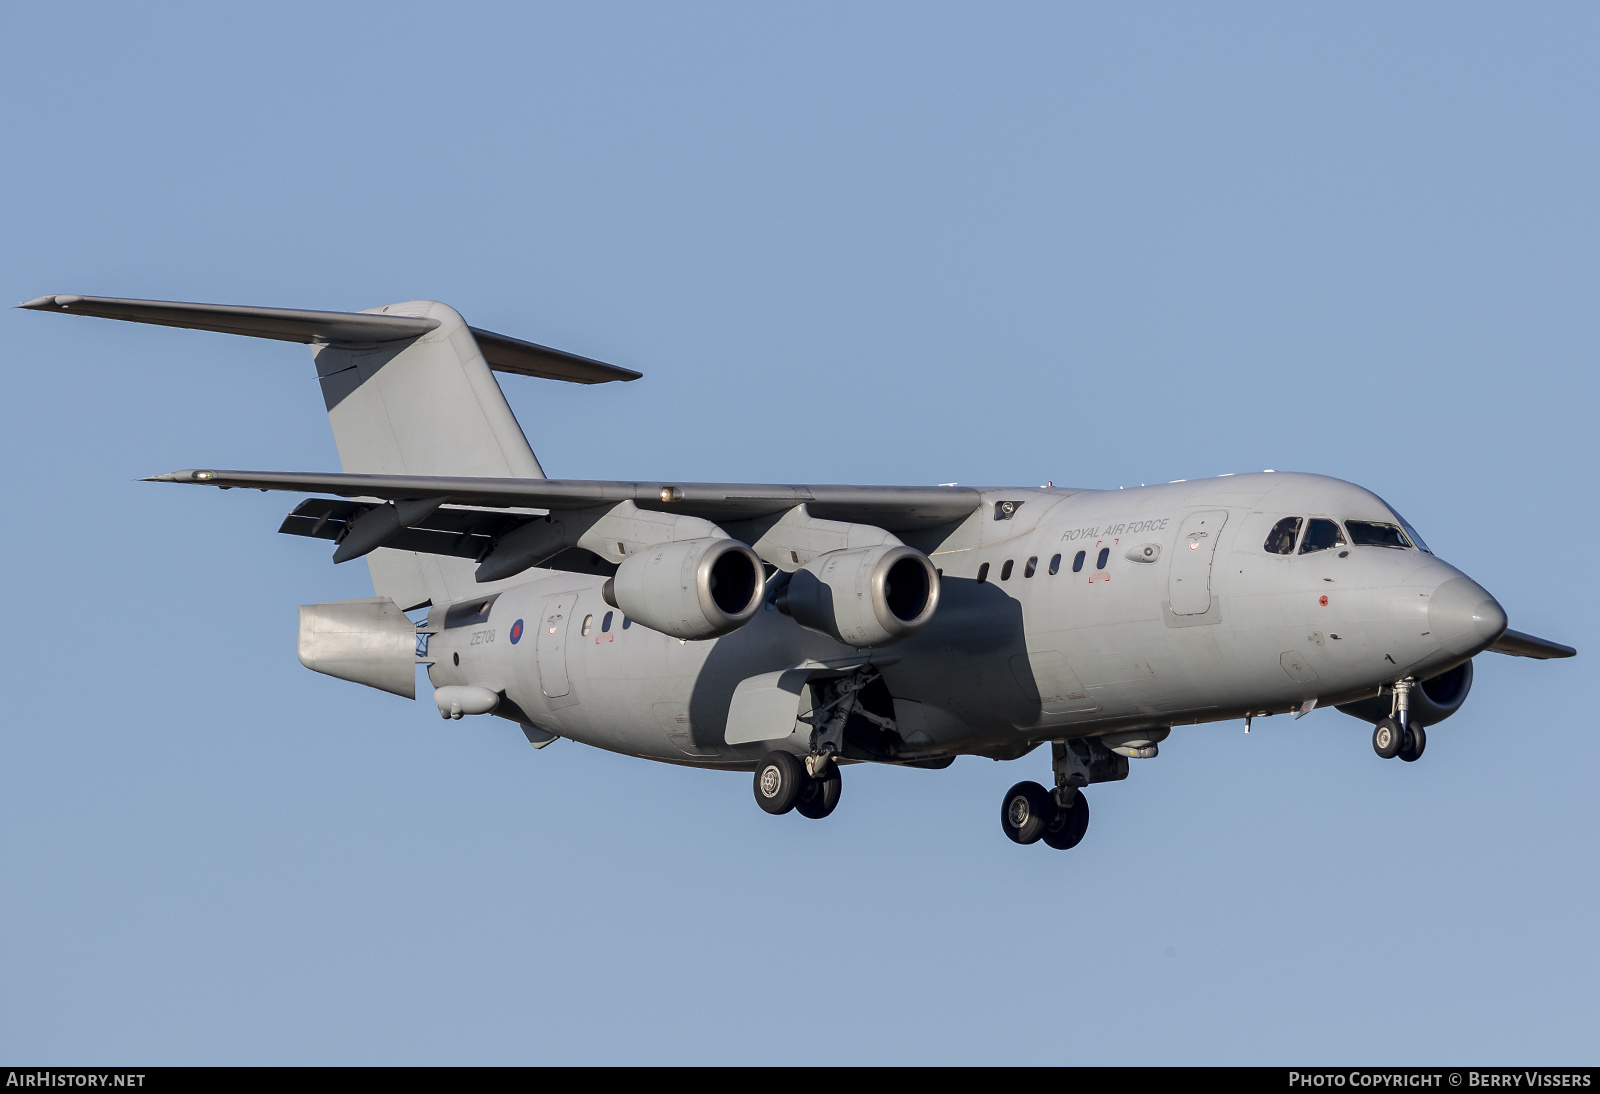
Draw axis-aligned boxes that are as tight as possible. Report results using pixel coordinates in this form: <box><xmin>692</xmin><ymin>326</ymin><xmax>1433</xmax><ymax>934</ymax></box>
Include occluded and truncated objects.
<box><xmin>18</xmin><ymin>293</ymin><xmax>638</xmax><ymax>608</ymax></box>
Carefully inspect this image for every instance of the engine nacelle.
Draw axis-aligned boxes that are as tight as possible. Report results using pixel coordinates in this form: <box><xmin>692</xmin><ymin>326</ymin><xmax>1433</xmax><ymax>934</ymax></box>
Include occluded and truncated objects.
<box><xmin>1336</xmin><ymin>660</ymin><xmax>1475</xmax><ymax>728</ymax></box>
<box><xmin>603</xmin><ymin>537</ymin><xmax>765</xmax><ymax>640</ymax></box>
<box><xmin>779</xmin><ymin>544</ymin><xmax>940</xmax><ymax>648</ymax></box>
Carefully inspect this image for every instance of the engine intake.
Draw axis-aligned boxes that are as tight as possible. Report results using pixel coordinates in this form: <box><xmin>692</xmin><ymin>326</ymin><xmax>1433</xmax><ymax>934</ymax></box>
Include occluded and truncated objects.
<box><xmin>603</xmin><ymin>537</ymin><xmax>765</xmax><ymax>640</ymax></box>
<box><xmin>779</xmin><ymin>544</ymin><xmax>940</xmax><ymax>648</ymax></box>
<box><xmin>1336</xmin><ymin>660</ymin><xmax>1474</xmax><ymax>728</ymax></box>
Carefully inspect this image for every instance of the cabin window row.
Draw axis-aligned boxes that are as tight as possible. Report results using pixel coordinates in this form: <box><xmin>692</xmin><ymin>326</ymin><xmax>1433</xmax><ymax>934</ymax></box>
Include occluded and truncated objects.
<box><xmin>1262</xmin><ymin>516</ymin><xmax>1417</xmax><ymax>556</ymax></box>
<box><xmin>975</xmin><ymin>547</ymin><xmax>1109</xmax><ymax>584</ymax></box>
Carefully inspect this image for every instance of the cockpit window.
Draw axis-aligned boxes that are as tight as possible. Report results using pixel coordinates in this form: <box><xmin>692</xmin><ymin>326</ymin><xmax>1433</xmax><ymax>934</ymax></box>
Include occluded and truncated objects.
<box><xmin>1299</xmin><ymin>518</ymin><xmax>1346</xmax><ymax>554</ymax></box>
<box><xmin>1345</xmin><ymin>520</ymin><xmax>1413</xmax><ymax>549</ymax></box>
<box><xmin>1263</xmin><ymin>516</ymin><xmax>1302</xmax><ymax>555</ymax></box>
<box><xmin>1373</xmin><ymin>495</ymin><xmax>1431</xmax><ymax>553</ymax></box>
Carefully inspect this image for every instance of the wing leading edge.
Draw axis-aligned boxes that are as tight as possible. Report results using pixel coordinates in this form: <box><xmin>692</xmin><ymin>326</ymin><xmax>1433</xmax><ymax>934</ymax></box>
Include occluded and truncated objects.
<box><xmin>1487</xmin><ymin>628</ymin><xmax>1577</xmax><ymax>660</ymax></box>
<box><xmin>148</xmin><ymin>468</ymin><xmax>988</xmax><ymax>530</ymax></box>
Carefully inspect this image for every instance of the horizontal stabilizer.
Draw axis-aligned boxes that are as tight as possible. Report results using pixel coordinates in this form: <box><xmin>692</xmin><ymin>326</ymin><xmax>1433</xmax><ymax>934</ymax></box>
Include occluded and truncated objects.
<box><xmin>19</xmin><ymin>294</ymin><xmax>437</xmax><ymax>343</ymax></box>
<box><xmin>468</xmin><ymin>326</ymin><xmax>641</xmax><ymax>384</ymax></box>
<box><xmin>19</xmin><ymin>294</ymin><xmax>640</xmax><ymax>384</ymax></box>
<box><xmin>1487</xmin><ymin>628</ymin><xmax>1576</xmax><ymax>659</ymax></box>
<box><xmin>157</xmin><ymin>468</ymin><xmax>986</xmax><ymax>530</ymax></box>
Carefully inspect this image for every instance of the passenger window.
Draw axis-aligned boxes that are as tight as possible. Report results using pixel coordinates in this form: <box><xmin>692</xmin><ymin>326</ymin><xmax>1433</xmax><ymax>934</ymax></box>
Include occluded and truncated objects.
<box><xmin>1049</xmin><ymin>554</ymin><xmax>1061</xmax><ymax>576</ymax></box>
<box><xmin>1024</xmin><ymin>556</ymin><xmax>1037</xmax><ymax>578</ymax></box>
<box><xmin>1072</xmin><ymin>551</ymin><xmax>1086</xmax><ymax>573</ymax></box>
<box><xmin>1263</xmin><ymin>516</ymin><xmax>1302</xmax><ymax>555</ymax></box>
<box><xmin>581</xmin><ymin>614</ymin><xmax>593</xmax><ymax>637</ymax></box>
<box><xmin>1299</xmin><ymin>518</ymin><xmax>1346</xmax><ymax>554</ymax></box>
<box><xmin>977</xmin><ymin>562</ymin><xmax>989</xmax><ymax>584</ymax></box>
<box><xmin>601</xmin><ymin>611</ymin><xmax>613</xmax><ymax>633</ymax></box>
<box><xmin>1000</xmin><ymin>559</ymin><xmax>1014</xmax><ymax>581</ymax></box>
<box><xmin>1096</xmin><ymin>547</ymin><xmax>1110</xmax><ymax>570</ymax></box>
<box><xmin>621</xmin><ymin>617</ymin><xmax>631</xmax><ymax>630</ymax></box>
<box><xmin>1345</xmin><ymin>520</ymin><xmax>1412</xmax><ymax>549</ymax></box>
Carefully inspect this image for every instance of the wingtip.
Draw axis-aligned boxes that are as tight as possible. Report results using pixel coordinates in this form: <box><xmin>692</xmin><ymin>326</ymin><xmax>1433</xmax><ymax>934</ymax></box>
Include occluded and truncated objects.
<box><xmin>143</xmin><ymin>470</ymin><xmax>215</xmax><ymax>483</ymax></box>
<box><xmin>18</xmin><ymin>295</ymin><xmax>58</xmax><ymax>309</ymax></box>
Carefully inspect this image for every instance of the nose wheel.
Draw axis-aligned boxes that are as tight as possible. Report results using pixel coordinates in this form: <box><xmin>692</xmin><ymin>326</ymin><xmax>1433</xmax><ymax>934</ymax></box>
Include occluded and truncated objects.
<box><xmin>1399</xmin><ymin>723</ymin><xmax>1426</xmax><ymax>762</ymax></box>
<box><xmin>1372</xmin><ymin>718</ymin><xmax>1426</xmax><ymax>761</ymax></box>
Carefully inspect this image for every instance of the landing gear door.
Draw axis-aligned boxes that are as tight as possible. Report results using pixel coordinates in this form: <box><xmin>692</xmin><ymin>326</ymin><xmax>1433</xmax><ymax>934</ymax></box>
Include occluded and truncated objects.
<box><xmin>536</xmin><ymin>593</ymin><xmax>575</xmax><ymax>700</ymax></box>
<box><xmin>1168</xmin><ymin>510</ymin><xmax>1228</xmax><ymax>615</ymax></box>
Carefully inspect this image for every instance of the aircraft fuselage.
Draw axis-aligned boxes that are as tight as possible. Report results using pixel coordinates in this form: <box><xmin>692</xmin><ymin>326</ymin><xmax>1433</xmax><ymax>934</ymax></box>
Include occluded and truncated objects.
<box><xmin>425</xmin><ymin>472</ymin><xmax>1504</xmax><ymax>766</ymax></box>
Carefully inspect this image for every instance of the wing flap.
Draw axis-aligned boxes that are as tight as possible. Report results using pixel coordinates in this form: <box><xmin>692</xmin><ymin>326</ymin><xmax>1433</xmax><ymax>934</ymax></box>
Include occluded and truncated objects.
<box><xmin>280</xmin><ymin>498</ymin><xmax>527</xmax><ymax>560</ymax></box>
<box><xmin>278</xmin><ymin>499</ymin><xmax>620</xmax><ymax>574</ymax></box>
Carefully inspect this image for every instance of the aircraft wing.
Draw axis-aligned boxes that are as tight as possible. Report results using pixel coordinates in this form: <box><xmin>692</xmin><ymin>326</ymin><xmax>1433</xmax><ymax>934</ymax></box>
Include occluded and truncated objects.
<box><xmin>149</xmin><ymin>468</ymin><xmax>986</xmax><ymax>531</ymax></box>
<box><xmin>1487</xmin><ymin>628</ymin><xmax>1577</xmax><ymax>659</ymax></box>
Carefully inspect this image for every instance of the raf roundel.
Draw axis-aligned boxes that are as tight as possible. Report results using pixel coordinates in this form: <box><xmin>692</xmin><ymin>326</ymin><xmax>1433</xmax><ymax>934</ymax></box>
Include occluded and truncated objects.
<box><xmin>509</xmin><ymin>618</ymin><xmax>524</xmax><ymax>644</ymax></box>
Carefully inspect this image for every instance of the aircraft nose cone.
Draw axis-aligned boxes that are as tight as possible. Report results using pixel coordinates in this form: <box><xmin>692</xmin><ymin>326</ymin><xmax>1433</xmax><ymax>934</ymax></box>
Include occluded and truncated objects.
<box><xmin>1429</xmin><ymin>577</ymin><xmax>1508</xmax><ymax>656</ymax></box>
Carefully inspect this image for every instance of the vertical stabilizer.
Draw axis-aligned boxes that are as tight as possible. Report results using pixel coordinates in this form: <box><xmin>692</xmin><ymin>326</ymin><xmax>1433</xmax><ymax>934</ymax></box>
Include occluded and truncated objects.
<box><xmin>312</xmin><ymin>300</ymin><xmax>543</xmax><ymax>610</ymax></box>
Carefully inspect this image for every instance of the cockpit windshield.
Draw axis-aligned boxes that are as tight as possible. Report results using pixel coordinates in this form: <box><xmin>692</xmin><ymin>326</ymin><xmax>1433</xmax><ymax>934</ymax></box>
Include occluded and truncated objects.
<box><xmin>1345</xmin><ymin>520</ymin><xmax>1413</xmax><ymax>549</ymax></box>
<box><xmin>1299</xmin><ymin>518</ymin><xmax>1346</xmax><ymax>554</ymax></box>
<box><xmin>1373</xmin><ymin>496</ymin><xmax>1432</xmax><ymax>554</ymax></box>
<box><xmin>1263</xmin><ymin>516</ymin><xmax>1301</xmax><ymax>555</ymax></box>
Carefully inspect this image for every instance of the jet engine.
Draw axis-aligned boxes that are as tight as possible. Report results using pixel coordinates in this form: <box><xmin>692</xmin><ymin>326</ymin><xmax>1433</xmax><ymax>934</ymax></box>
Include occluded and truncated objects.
<box><xmin>1336</xmin><ymin>660</ymin><xmax>1475</xmax><ymax>728</ymax></box>
<box><xmin>602</xmin><ymin>537</ymin><xmax>765</xmax><ymax>640</ymax></box>
<box><xmin>778</xmin><ymin>544</ymin><xmax>940</xmax><ymax>648</ymax></box>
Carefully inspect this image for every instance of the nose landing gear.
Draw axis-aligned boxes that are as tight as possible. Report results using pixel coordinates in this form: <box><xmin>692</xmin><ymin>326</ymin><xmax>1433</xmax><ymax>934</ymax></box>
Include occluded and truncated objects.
<box><xmin>1371</xmin><ymin>678</ymin><xmax>1428</xmax><ymax>762</ymax></box>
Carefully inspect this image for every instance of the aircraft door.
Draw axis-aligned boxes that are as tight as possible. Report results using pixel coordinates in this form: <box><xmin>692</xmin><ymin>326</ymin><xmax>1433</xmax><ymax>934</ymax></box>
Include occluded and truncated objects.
<box><xmin>1168</xmin><ymin>510</ymin><xmax>1229</xmax><ymax>615</ymax></box>
<box><xmin>536</xmin><ymin>593</ymin><xmax>575</xmax><ymax>698</ymax></box>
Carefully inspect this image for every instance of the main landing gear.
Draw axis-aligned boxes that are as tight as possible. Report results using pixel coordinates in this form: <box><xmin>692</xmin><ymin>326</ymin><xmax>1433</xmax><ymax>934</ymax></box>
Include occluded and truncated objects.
<box><xmin>1000</xmin><ymin>782</ymin><xmax>1090</xmax><ymax>849</ymax></box>
<box><xmin>1372</xmin><ymin>678</ymin><xmax>1427</xmax><ymax>762</ymax></box>
<box><xmin>753</xmin><ymin>750</ymin><xmax>842</xmax><ymax>819</ymax></box>
<box><xmin>999</xmin><ymin>738</ymin><xmax>1122</xmax><ymax>850</ymax></box>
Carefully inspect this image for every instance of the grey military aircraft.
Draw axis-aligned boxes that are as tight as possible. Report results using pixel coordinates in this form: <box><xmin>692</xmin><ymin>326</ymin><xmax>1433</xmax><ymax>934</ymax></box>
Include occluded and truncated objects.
<box><xmin>24</xmin><ymin>293</ymin><xmax>1577</xmax><ymax>848</ymax></box>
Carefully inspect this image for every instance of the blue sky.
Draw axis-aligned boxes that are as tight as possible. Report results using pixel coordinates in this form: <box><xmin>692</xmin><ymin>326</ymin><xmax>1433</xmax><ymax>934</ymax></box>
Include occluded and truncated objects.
<box><xmin>1</xmin><ymin>2</ymin><xmax>1595</xmax><ymax>1063</ymax></box>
